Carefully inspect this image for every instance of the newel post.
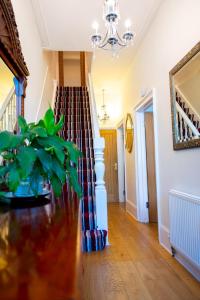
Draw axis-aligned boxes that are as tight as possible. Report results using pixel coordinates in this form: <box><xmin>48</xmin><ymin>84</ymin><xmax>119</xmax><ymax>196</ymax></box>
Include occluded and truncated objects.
<box><xmin>94</xmin><ymin>137</ymin><xmax>108</xmax><ymax>238</ymax></box>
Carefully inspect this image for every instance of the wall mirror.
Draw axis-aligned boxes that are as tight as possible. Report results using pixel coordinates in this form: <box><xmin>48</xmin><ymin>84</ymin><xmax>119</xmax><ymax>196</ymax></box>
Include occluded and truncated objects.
<box><xmin>169</xmin><ymin>42</ymin><xmax>200</xmax><ymax>150</ymax></box>
<box><xmin>125</xmin><ymin>113</ymin><xmax>134</xmax><ymax>153</ymax></box>
<box><xmin>0</xmin><ymin>0</ymin><xmax>29</xmax><ymax>131</ymax></box>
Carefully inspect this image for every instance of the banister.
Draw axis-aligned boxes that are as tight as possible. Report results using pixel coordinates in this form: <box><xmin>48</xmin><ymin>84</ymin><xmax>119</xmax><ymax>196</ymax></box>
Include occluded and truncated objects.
<box><xmin>88</xmin><ymin>73</ymin><xmax>100</xmax><ymax>138</ymax></box>
<box><xmin>176</xmin><ymin>102</ymin><xmax>200</xmax><ymax>137</ymax></box>
<box><xmin>0</xmin><ymin>87</ymin><xmax>15</xmax><ymax>120</ymax></box>
<box><xmin>176</xmin><ymin>87</ymin><xmax>200</xmax><ymax>122</ymax></box>
<box><xmin>87</xmin><ymin>73</ymin><xmax>108</xmax><ymax>238</ymax></box>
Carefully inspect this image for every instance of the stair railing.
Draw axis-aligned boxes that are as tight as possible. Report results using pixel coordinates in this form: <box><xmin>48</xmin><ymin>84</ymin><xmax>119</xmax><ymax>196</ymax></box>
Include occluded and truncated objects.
<box><xmin>176</xmin><ymin>87</ymin><xmax>200</xmax><ymax>122</ymax></box>
<box><xmin>88</xmin><ymin>73</ymin><xmax>108</xmax><ymax>236</ymax></box>
<box><xmin>0</xmin><ymin>87</ymin><xmax>16</xmax><ymax>132</ymax></box>
<box><xmin>175</xmin><ymin>102</ymin><xmax>200</xmax><ymax>142</ymax></box>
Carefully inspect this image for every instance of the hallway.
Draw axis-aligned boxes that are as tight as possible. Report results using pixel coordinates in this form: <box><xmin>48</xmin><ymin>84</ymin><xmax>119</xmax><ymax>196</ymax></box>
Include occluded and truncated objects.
<box><xmin>82</xmin><ymin>204</ymin><xmax>200</xmax><ymax>300</ymax></box>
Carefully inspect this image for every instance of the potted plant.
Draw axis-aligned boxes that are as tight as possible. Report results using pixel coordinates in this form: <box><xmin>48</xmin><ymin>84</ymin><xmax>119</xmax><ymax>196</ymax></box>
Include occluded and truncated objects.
<box><xmin>0</xmin><ymin>108</ymin><xmax>82</xmax><ymax>199</ymax></box>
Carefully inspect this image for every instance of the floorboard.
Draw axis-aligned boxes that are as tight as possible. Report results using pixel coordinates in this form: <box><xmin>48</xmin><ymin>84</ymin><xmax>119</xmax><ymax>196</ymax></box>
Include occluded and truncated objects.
<box><xmin>81</xmin><ymin>203</ymin><xmax>200</xmax><ymax>300</ymax></box>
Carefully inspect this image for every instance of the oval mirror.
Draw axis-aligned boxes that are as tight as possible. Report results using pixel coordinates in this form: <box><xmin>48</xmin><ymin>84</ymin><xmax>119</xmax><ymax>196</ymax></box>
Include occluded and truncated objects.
<box><xmin>125</xmin><ymin>113</ymin><xmax>134</xmax><ymax>153</ymax></box>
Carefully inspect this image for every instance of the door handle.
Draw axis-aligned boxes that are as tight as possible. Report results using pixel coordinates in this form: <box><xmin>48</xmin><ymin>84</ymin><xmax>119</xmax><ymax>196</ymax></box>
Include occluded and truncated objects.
<box><xmin>114</xmin><ymin>163</ymin><xmax>118</xmax><ymax>171</ymax></box>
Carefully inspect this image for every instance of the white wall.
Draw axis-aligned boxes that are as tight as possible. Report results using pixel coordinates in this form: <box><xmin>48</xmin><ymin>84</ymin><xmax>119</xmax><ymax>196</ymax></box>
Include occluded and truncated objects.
<box><xmin>64</xmin><ymin>59</ymin><xmax>81</xmax><ymax>86</ymax></box>
<box><xmin>12</xmin><ymin>0</ymin><xmax>58</xmax><ymax>122</ymax></box>
<box><xmin>36</xmin><ymin>50</ymin><xmax>58</xmax><ymax>120</ymax></box>
<box><xmin>122</xmin><ymin>0</ymin><xmax>200</xmax><ymax>250</ymax></box>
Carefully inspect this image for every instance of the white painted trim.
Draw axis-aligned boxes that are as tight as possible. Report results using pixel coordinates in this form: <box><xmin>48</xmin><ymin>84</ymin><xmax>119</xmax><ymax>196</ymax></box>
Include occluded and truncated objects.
<box><xmin>51</xmin><ymin>79</ymin><xmax>58</xmax><ymax>109</ymax></box>
<box><xmin>116</xmin><ymin>118</ymin><xmax>124</xmax><ymax>128</ymax></box>
<box><xmin>117</xmin><ymin>123</ymin><xmax>126</xmax><ymax>202</ymax></box>
<box><xmin>175</xmin><ymin>251</ymin><xmax>200</xmax><ymax>282</ymax></box>
<box><xmin>126</xmin><ymin>200</ymin><xmax>137</xmax><ymax>220</ymax></box>
<box><xmin>160</xmin><ymin>224</ymin><xmax>171</xmax><ymax>253</ymax></box>
<box><xmin>31</xmin><ymin>0</ymin><xmax>50</xmax><ymax>48</ymax></box>
<box><xmin>152</xmin><ymin>89</ymin><xmax>162</xmax><ymax>243</ymax></box>
<box><xmin>36</xmin><ymin>66</ymin><xmax>48</xmax><ymax>122</ymax></box>
<box><xmin>134</xmin><ymin>89</ymin><xmax>154</xmax><ymax>111</ymax></box>
<box><xmin>88</xmin><ymin>74</ymin><xmax>100</xmax><ymax>138</ymax></box>
<box><xmin>135</xmin><ymin>111</ymin><xmax>149</xmax><ymax>223</ymax></box>
<box><xmin>134</xmin><ymin>89</ymin><xmax>162</xmax><ymax>242</ymax></box>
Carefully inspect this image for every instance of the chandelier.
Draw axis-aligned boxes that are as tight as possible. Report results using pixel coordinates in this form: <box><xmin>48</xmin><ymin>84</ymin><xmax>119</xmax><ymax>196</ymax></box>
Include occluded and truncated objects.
<box><xmin>91</xmin><ymin>0</ymin><xmax>134</xmax><ymax>53</ymax></box>
<box><xmin>98</xmin><ymin>89</ymin><xmax>110</xmax><ymax>123</ymax></box>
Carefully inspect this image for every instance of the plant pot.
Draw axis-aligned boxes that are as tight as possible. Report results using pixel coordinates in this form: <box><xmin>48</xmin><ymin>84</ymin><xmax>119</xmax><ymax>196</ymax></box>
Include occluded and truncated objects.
<box><xmin>14</xmin><ymin>177</ymin><xmax>44</xmax><ymax>197</ymax></box>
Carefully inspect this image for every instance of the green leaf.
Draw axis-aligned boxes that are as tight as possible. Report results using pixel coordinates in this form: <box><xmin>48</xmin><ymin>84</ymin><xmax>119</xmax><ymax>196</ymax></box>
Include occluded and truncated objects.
<box><xmin>52</xmin><ymin>157</ymin><xmax>66</xmax><ymax>184</ymax></box>
<box><xmin>37</xmin><ymin>149</ymin><xmax>52</xmax><ymax>173</ymax></box>
<box><xmin>31</xmin><ymin>126</ymin><xmax>48</xmax><ymax>137</ymax></box>
<box><xmin>8</xmin><ymin>166</ymin><xmax>20</xmax><ymax>191</ymax></box>
<box><xmin>2</xmin><ymin>153</ymin><xmax>15</xmax><ymax>160</ymax></box>
<box><xmin>54</xmin><ymin>148</ymin><xmax>65</xmax><ymax>165</ymax></box>
<box><xmin>64</xmin><ymin>141</ymin><xmax>82</xmax><ymax>164</ymax></box>
<box><xmin>0</xmin><ymin>131</ymin><xmax>11</xmax><ymax>150</ymax></box>
<box><xmin>37</xmin><ymin>136</ymin><xmax>64</xmax><ymax>151</ymax></box>
<box><xmin>43</xmin><ymin>108</ymin><xmax>55</xmax><ymax>135</ymax></box>
<box><xmin>35</xmin><ymin>120</ymin><xmax>45</xmax><ymax>128</ymax></box>
<box><xmin>18</xmin><ymin>116</ymin><xmax>28</xmax><ymax>133</ymax></box>
<box><xmin>54</xmin><ymin>115</ymin><xmax>64</xmax><ymax>133</ymax></box>
<box><xmin>51</xmin><ymin>175</ymin><xmax>62</xmax><ymax>197</ymax></box>
<box><xmin>9</xmin><ymin>135</ymin><xmax>23</xmax><ymax>148</ymax></box>
<box><xmin>16</xmin><ymin>147</ymin><xmax>37</xmax><ymax>178</ymax></box>
<box><xmin>67</xmin><ymin>166</ymin><xmax>82</xmax><ymax>198</ymax></box>
<box><xmin>0</xmin><ymin>132</ymin><xmax>23</xmax><ymax>150</ymax></box>
<box><xmin>29</xmin><ymin>166</ymin><xmax>42</xmax><ymax>196</ymax></box>
<box><xmin>0</xmin><ymin>191</ymin><xmax>6</xmax><ymax>198</ymax></box>
<box><xmin>0</xmin><ymin>165</ymin><xmax>9</xmax><ymax>177</ymax></box>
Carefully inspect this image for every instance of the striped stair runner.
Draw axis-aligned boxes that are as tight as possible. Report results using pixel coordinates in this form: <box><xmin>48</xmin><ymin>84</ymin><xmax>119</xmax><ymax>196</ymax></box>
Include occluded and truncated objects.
<box><xmin>54</xmin><ymin>86</ymin><xmax>107</xmax><ymax>252</ymax></box>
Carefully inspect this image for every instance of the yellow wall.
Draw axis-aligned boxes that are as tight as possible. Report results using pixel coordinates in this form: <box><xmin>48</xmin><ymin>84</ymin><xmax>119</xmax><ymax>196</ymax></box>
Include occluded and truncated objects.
<box><xmin>0</xmin><ymin>58</ymin><xmax>14</xmax><ymax>107</ymax></box>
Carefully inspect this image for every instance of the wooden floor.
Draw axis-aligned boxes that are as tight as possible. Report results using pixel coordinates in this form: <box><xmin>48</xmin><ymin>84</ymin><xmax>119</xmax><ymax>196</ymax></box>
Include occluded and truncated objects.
<box><xmin>82</xmin><ymin>203</ymin><xmax>200</xmax><ymax>300</ymax></box>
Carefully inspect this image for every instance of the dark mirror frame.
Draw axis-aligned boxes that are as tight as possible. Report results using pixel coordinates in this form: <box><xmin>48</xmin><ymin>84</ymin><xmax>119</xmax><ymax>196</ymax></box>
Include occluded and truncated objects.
<box><xmin>0</xmin><ymin>0</ymin><xmax>29</xmax><ymax>117</ymax></box>
<box><xmin>169</xmin><ymin>42</ymin><xmax>200</xmax><ymax>150</ymax></box>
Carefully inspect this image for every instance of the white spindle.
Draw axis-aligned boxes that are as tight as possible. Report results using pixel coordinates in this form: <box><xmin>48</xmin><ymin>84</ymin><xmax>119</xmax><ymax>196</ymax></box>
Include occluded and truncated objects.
<box><xmin>0</xmin><ymin>87</ymin><xmax>16</xmax><ymax>132</ymax></box>
<box><xmin>88</xmin><ymin>73</ymin><xmax>108</xmax><ymax>238</ymax></box>
<box><xmin>176</xmin><ymin>102</ymin><xmax>199</xmax><ymax>142</ymax></box>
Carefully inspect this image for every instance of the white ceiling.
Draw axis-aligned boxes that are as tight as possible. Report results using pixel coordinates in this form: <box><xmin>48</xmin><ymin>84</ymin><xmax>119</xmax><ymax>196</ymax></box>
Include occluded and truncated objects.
<box><xmin>31</xmin><ymin>0</ymin><xmax>162</xmax><ymax>51</ymax></box>
<box><xmin>31</xmin><ymin>0</ymin><xmax>162</xmax><ymax>125</ymax></box>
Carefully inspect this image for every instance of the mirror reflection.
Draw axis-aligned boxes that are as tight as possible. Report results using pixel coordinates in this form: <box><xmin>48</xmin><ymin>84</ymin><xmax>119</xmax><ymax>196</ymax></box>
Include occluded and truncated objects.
<box><xmin>0</xmin><ymin>58</ymin><xmax>16</xmax><ymax>131</ymax></box>
<box><xmin>170</xmin><ymin>43</ymin><xmax>200</xmax><ymax>149</ymax></box>
<box><xmin>125</xmin><ymin>114</ymin><xmax>133</xmax><ymax>153</ymax></box>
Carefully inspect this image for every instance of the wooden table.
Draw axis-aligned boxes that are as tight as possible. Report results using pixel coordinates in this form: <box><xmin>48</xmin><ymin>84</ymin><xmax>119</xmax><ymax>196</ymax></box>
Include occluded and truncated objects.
<box><xmin>0</xmin><ymin>187</ymin><xmax>81</xmax><ymax>300</ymax></box>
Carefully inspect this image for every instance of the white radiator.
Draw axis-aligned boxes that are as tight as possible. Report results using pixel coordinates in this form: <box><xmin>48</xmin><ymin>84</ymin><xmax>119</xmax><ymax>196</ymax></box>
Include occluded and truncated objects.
<box><xmin>169</xmin><ymin>190</ymin><xmax>200</xmax><ymax>268</ymax></box>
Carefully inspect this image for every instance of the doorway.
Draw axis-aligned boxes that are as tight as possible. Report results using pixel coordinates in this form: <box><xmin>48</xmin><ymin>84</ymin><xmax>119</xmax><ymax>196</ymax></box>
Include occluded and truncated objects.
<box><xmin>144</xmin><ymin>107</ymin><xmax>158</xmax><ymax>222</ymax></box>
<box><xmin>100</xmin><ymin>129</ymin><xmax>119</xmax><ymax>202</ymax></box>
<box><xmin>134</xmin><ymin>90</ymin><xmax>160</xmax><ymax>228</ymax></box>
<box><xmin>117</xmin><ymin>122</ymin><xmax>126</xmax><ymax>203</ymax></box>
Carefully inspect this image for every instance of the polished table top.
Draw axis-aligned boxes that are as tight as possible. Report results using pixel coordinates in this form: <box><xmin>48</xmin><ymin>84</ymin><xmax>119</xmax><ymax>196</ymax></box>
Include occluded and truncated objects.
<box><xmin>0</xmin><ymin>188</ymin><xmax>81</xmax><ymax>300</ymax></box>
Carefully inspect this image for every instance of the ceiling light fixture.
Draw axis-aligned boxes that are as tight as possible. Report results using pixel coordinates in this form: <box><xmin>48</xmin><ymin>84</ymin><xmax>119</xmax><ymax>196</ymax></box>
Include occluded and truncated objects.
<box><xmin>98</xmin><ymin>89</ymin><xmax>110</xmax><ymax>123</ymax></box>
<box><xmin>91</xmin><ymin>0</ymin><xmax>134</xmax><ymax>54</ymax></box>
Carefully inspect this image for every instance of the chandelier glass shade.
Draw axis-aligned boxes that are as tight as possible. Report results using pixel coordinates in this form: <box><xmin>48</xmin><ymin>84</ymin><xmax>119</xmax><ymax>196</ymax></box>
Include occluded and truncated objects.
<box><xmin>98</xmin><ymin>89</ymin><xmax>110</xmax><ymax>123</ymax></box>
<box><xmin>91</xmin><ymin>0</ymin><xmax>134</xmax><ymax>52</ymax></box>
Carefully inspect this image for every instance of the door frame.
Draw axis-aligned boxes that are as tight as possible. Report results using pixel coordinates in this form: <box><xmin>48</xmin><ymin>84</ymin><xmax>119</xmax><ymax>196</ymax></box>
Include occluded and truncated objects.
<box><xmin>117</xmin><ymin>119</ymin><xmax>126</xmax><ymax>203</ymax></box>
<box><xmin>134</xmin><ymin>89</ymin><xmax>161</xmax><ymax>236</ymax></box>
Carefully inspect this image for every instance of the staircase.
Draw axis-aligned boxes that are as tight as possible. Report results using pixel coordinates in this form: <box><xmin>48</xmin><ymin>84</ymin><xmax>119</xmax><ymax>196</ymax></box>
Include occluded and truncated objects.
<box><xmin>175</xmin><ymin>89</ymin><xmax>200</xmax><ymax>142</ymax></box>
<box><xmin>54</xmin><ymin>86</ymin><xmax>107</xmax><ymax>252</ymax></box>
<box><xmin>0</xmin><ymin>87</ymin><xmax>16</xmax><ymax>132</ymax></box>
